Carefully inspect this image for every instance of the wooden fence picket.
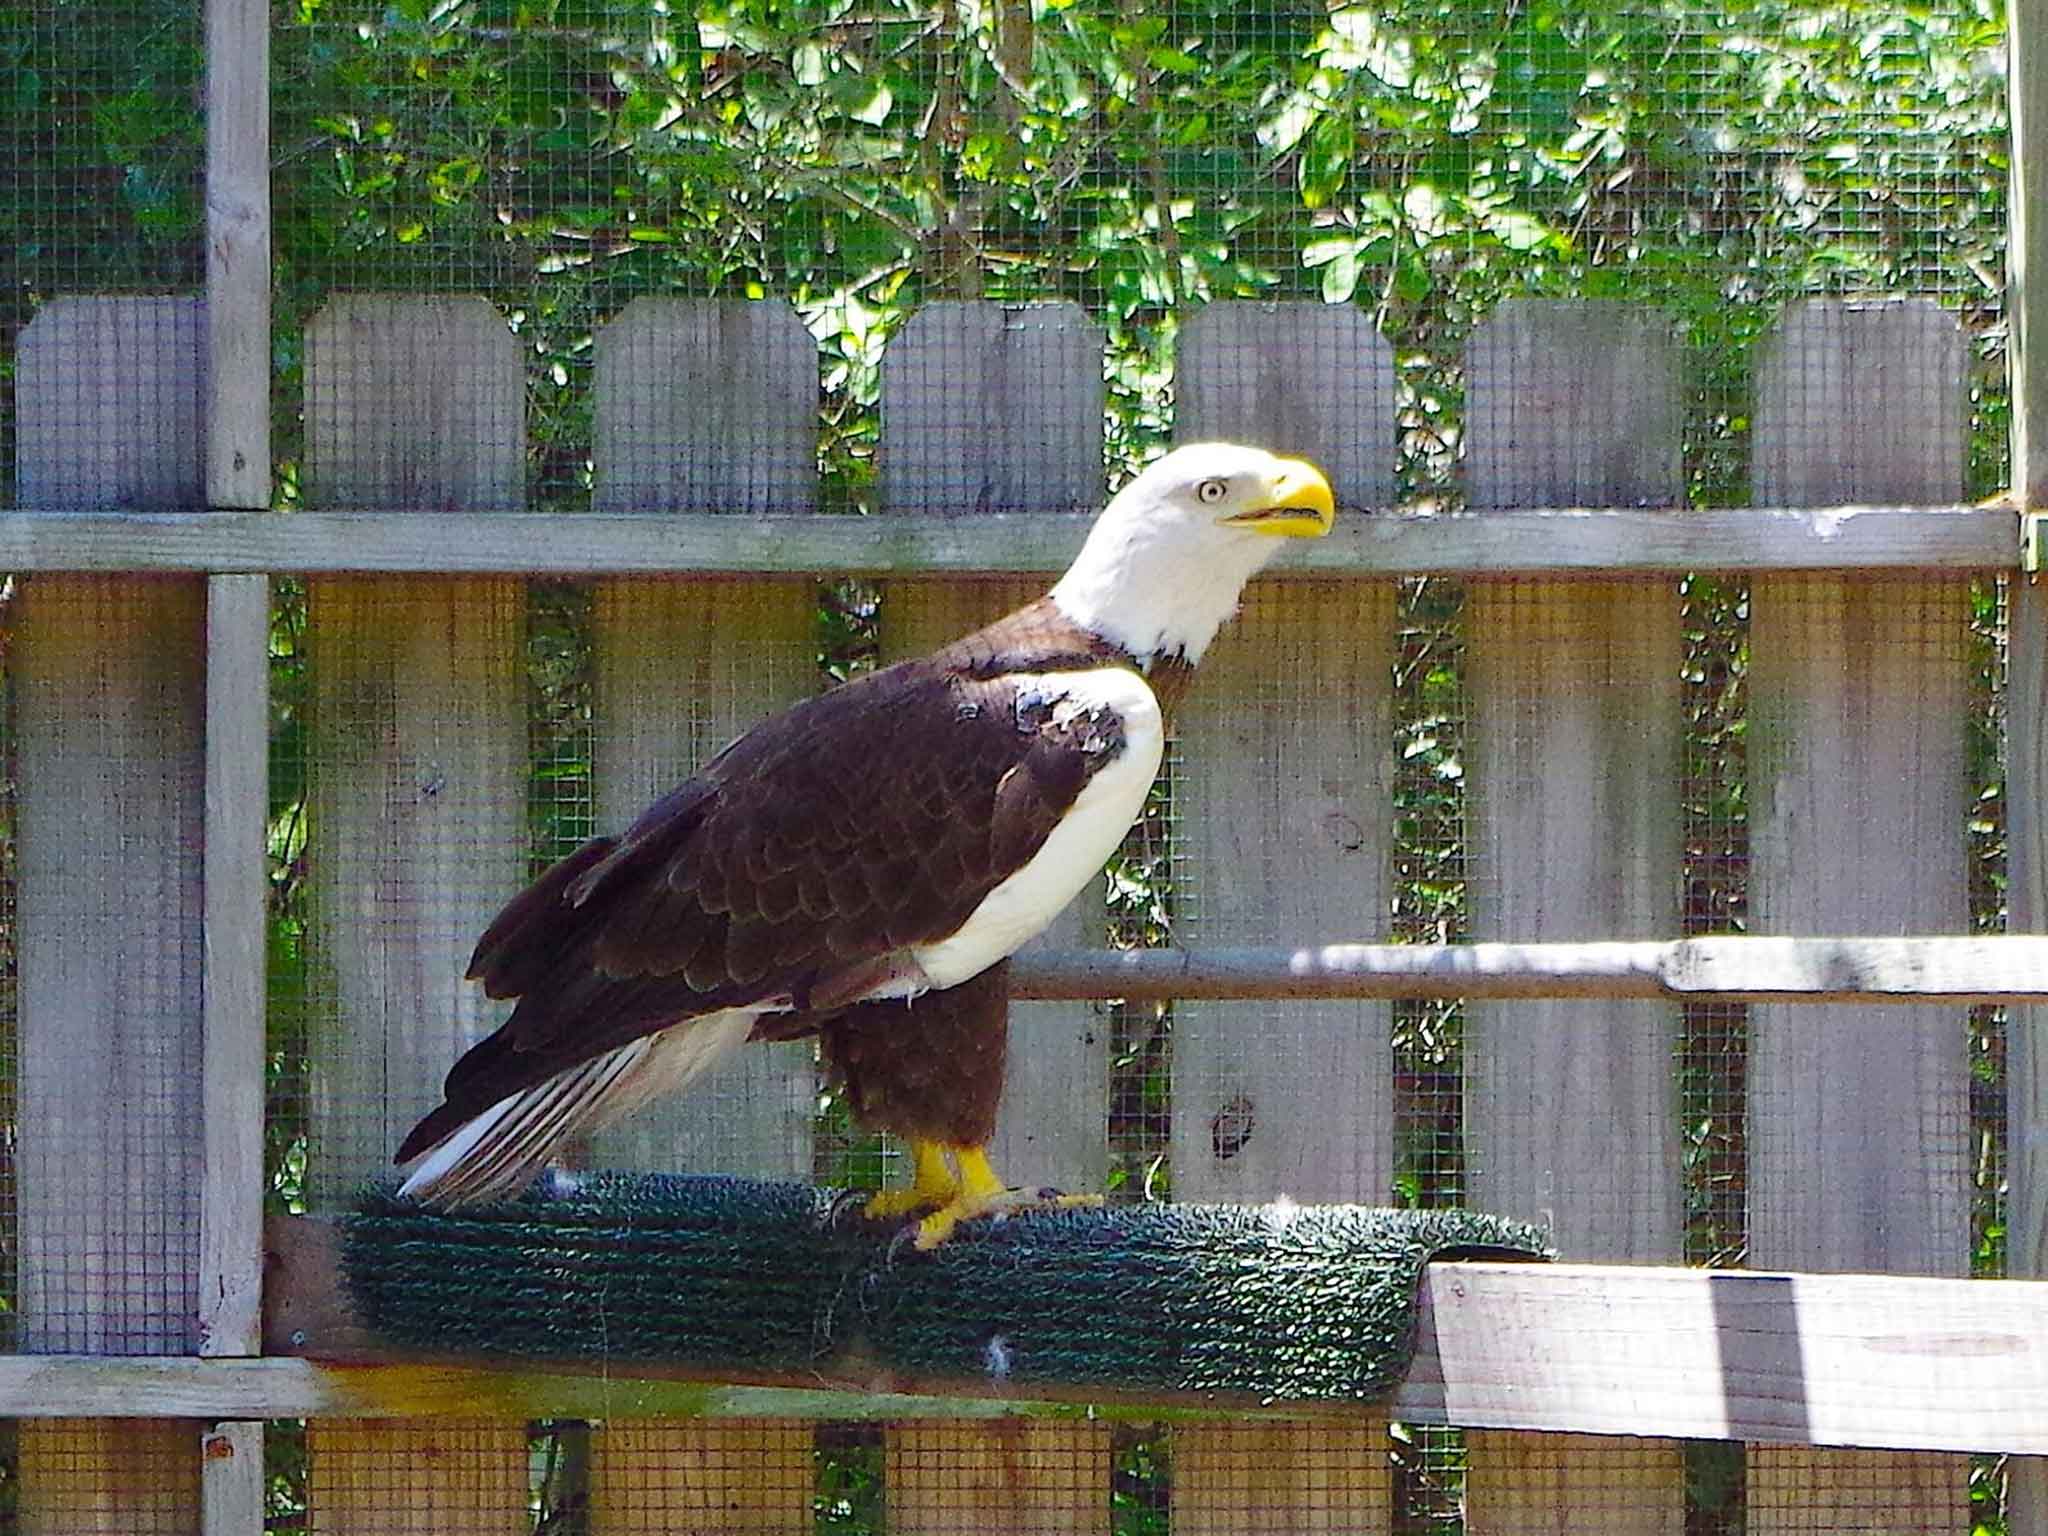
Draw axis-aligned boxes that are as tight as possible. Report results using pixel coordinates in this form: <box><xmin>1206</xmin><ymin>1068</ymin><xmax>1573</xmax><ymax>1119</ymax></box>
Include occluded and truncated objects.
<box><xmin>876</xmin><ymin>300</ymin><xmax>1114</xmax><ymax>1532</ymax></box>
<box><xmin>582</xmin><ymin>297</ymin><xmax>821</xmax><ymax>1531</ymax></box>
<box><xmin>13</xmin><ymin>295</ymin><xmax>209</xmax><ymax>1534</ymax></box>
<box><xmin>1744</xmin><ymin>298</ymin><xmax>1972</xmax><ymax>1529</ymax></box>
<box><xmin>299</xmin><ymin>295</ymin><xmax>533</xmax><ymax>1527</ymax></box>
<box><xmin>1168</xmin><ymin>300</ymin><xmax>1398</xmax><ymax>1533</ymax></box>
<box><xmin>1460</xmin><ymin>299</ymin><xmax>1688</xmax><ymax>1531</ymax></box>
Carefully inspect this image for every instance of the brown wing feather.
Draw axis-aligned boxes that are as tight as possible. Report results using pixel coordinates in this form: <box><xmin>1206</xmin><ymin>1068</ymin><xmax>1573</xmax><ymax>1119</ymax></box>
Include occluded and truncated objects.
<box><xmin>395</xmin><ymin>601</ymin><xmax>1139</xmax><ymax>1167</ymax></box>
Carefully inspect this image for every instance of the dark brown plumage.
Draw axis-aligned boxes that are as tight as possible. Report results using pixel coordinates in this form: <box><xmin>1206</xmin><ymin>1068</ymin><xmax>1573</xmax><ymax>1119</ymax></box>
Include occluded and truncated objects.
<box><xmin>755</xmin><ymin>961</ymin><xmax>1012</xmax><ymax>1152</ymax></box>
<box><xmin>396</xmin><ymin>599</ymin><xmax>1134</xmax><ymax>1167</ymax></box>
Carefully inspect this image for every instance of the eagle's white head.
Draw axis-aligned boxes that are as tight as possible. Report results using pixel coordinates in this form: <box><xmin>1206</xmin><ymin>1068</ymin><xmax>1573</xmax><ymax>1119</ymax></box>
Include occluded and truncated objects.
<box><xmin>1048</xmin><ymin>442</ymin><xmax>1336</xmax><ymax>665</ymax></box>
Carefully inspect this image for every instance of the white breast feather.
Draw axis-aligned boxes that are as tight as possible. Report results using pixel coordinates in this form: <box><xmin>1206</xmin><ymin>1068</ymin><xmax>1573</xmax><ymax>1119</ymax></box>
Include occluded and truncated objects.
<box><xmin>912</xmin><ymin>667</ymin><xmax>1164</xmax><ymax>990</ymax></box>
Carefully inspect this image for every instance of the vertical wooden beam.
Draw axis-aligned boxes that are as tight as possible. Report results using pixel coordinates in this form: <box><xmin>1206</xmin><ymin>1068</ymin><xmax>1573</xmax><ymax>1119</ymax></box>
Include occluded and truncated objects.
<box><xmin>200</xmin><ymin>0</ymin><xmax>272</xmax><ymax>1524</ymax></box>
<box><xmin>2012</xmin><ymin>0</ymin><xmax>2048</xmax><ymax>514</ymax></box>
<box><xmin>204</xmin><ymin>0</ymin><xmax>269</xmax><ymax>510</ymax></box>
<box><xmin>2006</xmin><ymin>0</ymin><xmax>2048</xmax><ymax>1527</ymax></box>
<box><xmin>199</xmin><ymin>574</ymin><xmax>268</xmax><ymax>1358</ymax></box>
<box><xmin>13</xmin><ymin>296</ymin><xmax>210</xmax><ymax>1536</ymax></box>
<box><xmin>1459</xmin><ymin>300</ymin><xmax>1686</xmax><ymax>1531</ymax></box>
<box><xmin>201</xmin><ymin>1424</ymin><xmax>264</xmax><ymax>1536</ymax></box>
<box><xmin>300</xmin><ymin>295</ymin><xmax>531</xmax><ymax>1530</ymax></box>
<box><xmin>583</xmin><ymin>299</ymin><xmax>819</xmax><ymax>1531</ymax></box>
<box><xmin>876</xmin><ymin>300</ymin><xmax>1112</xmax><ymax>1536</ymax></box>
<box><xmin>1746</xmin><ymin>298</ymin><xmax>1970</xmax><ymax>1531</ymax></box>
<box><xmin>1169</xmin><ymin>301</ymin><xmax>1396</xmax><ymax>1534</ymax></box>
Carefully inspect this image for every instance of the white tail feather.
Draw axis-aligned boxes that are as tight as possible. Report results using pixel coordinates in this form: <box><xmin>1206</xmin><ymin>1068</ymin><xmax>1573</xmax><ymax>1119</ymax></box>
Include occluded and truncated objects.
<box><xmin>398</xmin><ymin>1009</ymin><xmax>758</xmax><ymax>1206</ymax></box>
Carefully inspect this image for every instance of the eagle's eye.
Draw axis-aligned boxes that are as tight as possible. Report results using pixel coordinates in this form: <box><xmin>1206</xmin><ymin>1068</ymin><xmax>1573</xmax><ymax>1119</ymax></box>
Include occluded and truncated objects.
<box><xmin>1196</xmin><ymin>477</ymin><xmax>1229</xmax><ymax>505</ymax></box>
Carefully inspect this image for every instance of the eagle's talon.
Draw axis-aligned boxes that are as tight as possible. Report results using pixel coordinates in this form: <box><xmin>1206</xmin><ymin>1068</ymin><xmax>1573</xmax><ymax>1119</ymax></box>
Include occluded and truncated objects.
<box><xmin>860</xmin><ymin>1186</ymin><xmax>947</xmax><ymax>1221</ymax></box>
<box><xmin>859</xmin><ymin>1139</ymin><xmax>960</xmax><ymax>1224</ymax></box>
<box><xmin>909</xmin><ymin>1182</ymin><xmax>1106</xmax><ymax>1250</ymax></box>
<box><xmin>825</xmin><ymin>1187</ymin><xmax>882</xmax><ymax>1230</ymax></box>
<box><xmin>884</xmin><ymin>1222</ymin><xmax>923</xmax><ymax>1266</ymax></box>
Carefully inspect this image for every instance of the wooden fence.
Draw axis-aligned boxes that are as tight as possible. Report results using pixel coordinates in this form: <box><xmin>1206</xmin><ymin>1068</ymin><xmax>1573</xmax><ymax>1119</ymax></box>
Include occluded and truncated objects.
<box><xmin>3</xmin><ymin>0</ymin><xmax>2048</xmax><ymax>1522</ymax></box>
<box><xmin>5</xmin><ymin>280</ymin><xmax>2048</xmax><ymax>1536</ymax></box>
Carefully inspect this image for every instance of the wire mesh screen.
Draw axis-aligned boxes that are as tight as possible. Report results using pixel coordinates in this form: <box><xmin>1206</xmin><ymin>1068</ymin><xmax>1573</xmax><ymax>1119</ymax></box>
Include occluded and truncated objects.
<box><xmin>0</xmin><ymin>0</ymin><xmax>2030</xmax><ymax>1525</ymax></box>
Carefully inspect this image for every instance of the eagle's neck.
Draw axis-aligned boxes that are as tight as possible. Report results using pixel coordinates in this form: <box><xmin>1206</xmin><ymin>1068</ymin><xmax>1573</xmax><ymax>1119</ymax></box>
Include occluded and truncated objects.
<box><xmin>943</xmin><ymin>598</ymin><xmax>1198</xmax><ymax>723</ymax></box>
<box><xmin>1045</xmin><ymin>517</ymin><xmax>1274</xmax><ymax>667</ymax></box>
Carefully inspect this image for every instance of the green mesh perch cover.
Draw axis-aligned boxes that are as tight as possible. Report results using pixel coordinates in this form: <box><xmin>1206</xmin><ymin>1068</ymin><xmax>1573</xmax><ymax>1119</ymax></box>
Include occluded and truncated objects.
<box><xmin>345</xmin><ymin>1174</ymin><xmax>1550</xmax><ymax>1402</ymax></box>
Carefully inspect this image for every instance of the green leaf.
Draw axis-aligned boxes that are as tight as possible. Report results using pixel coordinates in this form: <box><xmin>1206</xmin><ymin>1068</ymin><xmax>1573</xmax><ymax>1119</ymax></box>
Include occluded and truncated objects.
<box><xmin>1297</xmin><ymin>112</ymin><xmax>1353</xmax><ymax>210</ymax></box>
<box><xmin>1394</xmin><ymin>249</ymin><xmax>1430</xmax><ymax>302</ymax></box>
<box><xmin>1302</xmin><ymin>234</ymin><xmax>1363</xmax><ymax>268</ymax></box>
<box><xmin>1479</xmin><ymin>206</ymin><xmax>1558</xmax><ymax>251</ymax></box>
<box><xmin>1319</xmin><ymin>246</ymin><xmax>1360</xmax><ymax>303</ymax></box>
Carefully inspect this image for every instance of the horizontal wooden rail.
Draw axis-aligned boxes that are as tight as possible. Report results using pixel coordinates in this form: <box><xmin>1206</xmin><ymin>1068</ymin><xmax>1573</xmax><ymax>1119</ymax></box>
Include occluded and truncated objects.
<box><xmin>14</xmin><ymin>1264</ymin><xmax>2047</xmax><ymax>1452</ymax></box>
<box><xmin>0</xmin><ymin>505</ymin><xmax>2018</xmax><ymax>575</ymax></box>
<box><xmin>1013</xmin><ymin>935</ymin><xmax>2048</xmax><ymax>1002</ymax></box>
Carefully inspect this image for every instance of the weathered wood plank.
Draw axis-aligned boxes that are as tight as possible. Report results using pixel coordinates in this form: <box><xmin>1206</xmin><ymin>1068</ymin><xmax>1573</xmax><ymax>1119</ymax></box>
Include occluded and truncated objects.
<box><xmin>876</xmin><ymin>299</ymin><xmax>1112</xmax><ymax>1535</ymax></box>
<box><xmin>2016</xmin><ymin>0</ymin><xmax>2048</xmax><ymax>514</ymax></box>
<box><xmin>1006</xmin><ymin>935</ymin><xmax>2048</xmax><ymax>1002</ymax></box>
<box><xmin>2003</xmin><ymin>0</ymin><xmax>2048</xmax><ymax>1524</ymax></box>
<box><xmin>585</xmin><ymin>298</ymin><xmax>820</xmax><ymax>1532</ymax></box>
<box><xmin>2013</xmin><ymin>566</ymin><xmax>2048</xmax><ymax>1532</ymax></box>
<box><xmin>13</xmin><ymin>297</ymin><xmax>209</xmax><ymax>1536</ymax></box>
<box><xmin>15</xmin><ymin>299</ymin><xmax>207</xmax><ymax>512</ymax></box>
<box><xmin>201</xmin><ymin>570</ymin><xmax>266</xmax><ymax>1533</ymax></box>
<box><xmin>1407</xmin><ymin>1263</ymin><xmax>2048</xmax><ymax>1453</ymax></box>
<box><xmin>202</xmin><ymin>2</ymin><xmax>273</xmax><ymax>1523</ymax></box>
<box><xmin>21</xmin><ymin>1262</ymin><xmax>2048</xmax><ymax>1450</ymax></box>
<box><xmin>881</xmin><ymin>301</ymin><xmax>1104</xmax><ymax>514</ymax></box>
<box><xmin>299</xmin><ymin>295</ymin><xmax>531</xmax><ymax>1533</ymax></box>
<box><xmin>201</xmin><ymin>1423</ymin><xmax>264</xmax><ymax>1536</ymax></box>
<box><xmin>1746</xmin><ymin>298</ymin><xmax>1972</xmax><ymax>1529</ymax></box>
<box><xmin>17</xmin><ymin>1421</ymin><xmax>202</xmax><ymax>1535</ymax></box>
<box><xmin>1172</xmin><ymin>1419</ymin><xmax>1389</xmax><ymax>1536</ymax></box>
<box><xmin>309</xmin><ymin>1422</ymin><xmax>530</xmax><ymax>1535</ymax></box>
<box><xmin>201</xmin><ymin>574</ymin><xmax>269</xmax><ymax>1359</ymax></box>
<box><xmin>1464</xmin><ymin>1434</ymin><xmax>1682</xmax><ymax>1535</ymax></box>
<box><xmin>888</xmin><ymin>1419</ymin><xmax>1111</xmax><ymax>1534</ymax></box>
<box><xmin>588</xmin><ymin>1420</ymin><xmax>813</xmax><ymax>1534</ymax></box>
<box><xmin>0</xmin><ymin>504</ymin><xmax>2012</xmax><ymax>575</ymax></box>
<box><xmin>1168</xmin><ymin>302</ymin><xmax>1397</xmax><ymax>1534</ymax></box>
<box><xmin>1462</xmin><ymin>300</ymin><xmax>1686</xmax><ymax>1530</ymax></box>
<box><xmin>204</xmin><ymin>0</ymin><xmax>268</xmax><ymax>509</ymax></box>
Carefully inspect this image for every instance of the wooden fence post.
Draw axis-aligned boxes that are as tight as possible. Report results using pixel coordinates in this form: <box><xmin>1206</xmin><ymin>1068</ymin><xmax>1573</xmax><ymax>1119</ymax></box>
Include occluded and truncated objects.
<box><xmin>201</xmin><ymin>0</ymin><xmax>274</xmax><ymax>1526</ymax></box>
<box><xmin>877</xmin><ymin>300</ymin><xmax>1114</xmax><ymax>1533</ymax></box>
<box><xmin>1460</xmin><ymin>299</ymin><xmax>1687</xmax><ymax>1532</ymax></box>
<box><xmin>582</xmin><ymin>298</ymin><xmax>820</xmax><ymax>1533</ymax></box>
<box><xmin>13</xmin><ymin>296</ymin><xmax>209</xmax><ymax>1535</ymax></box>
<box><xmin>1746</xmin><ymin>298</ymin><xmax>1971</xmax><ymax>1529</ymax></box>
<box><xmin>2004</xmin><ymin>0</ymin><xmax>2048</xmax><ymax>1524</ymax></box>
<box><xmin>300</xmin><ymin>295</ymin><xmax>532</xmax><ymax>1533</ymax></box>
<box><xmin>1169</xmin><ymin>300</ymin><xmax>1397</xmax><ymax>1534</ymax></box>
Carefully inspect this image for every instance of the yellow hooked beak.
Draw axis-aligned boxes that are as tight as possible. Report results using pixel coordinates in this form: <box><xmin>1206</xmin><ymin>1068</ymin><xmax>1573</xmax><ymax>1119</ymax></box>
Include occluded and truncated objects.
<box><xmin>1218</xmin><ymin>456</ymin><xmax>1337</xmax><ymax>538</ymax></box>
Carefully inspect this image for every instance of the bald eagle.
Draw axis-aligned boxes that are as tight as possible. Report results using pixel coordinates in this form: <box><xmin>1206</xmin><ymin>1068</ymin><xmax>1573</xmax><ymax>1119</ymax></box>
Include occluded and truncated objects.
<box><xmin>396</xmin><ymin>442</ymin><xmax>1336</xmax><ymax>1247</ymax></box>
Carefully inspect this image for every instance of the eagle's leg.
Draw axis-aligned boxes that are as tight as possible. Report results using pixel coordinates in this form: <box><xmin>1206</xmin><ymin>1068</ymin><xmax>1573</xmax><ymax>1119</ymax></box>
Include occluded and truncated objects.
<box><xmin>860</xmin><ymin>1139</ymin><xmax>959</xmax><ymax>1220</ymax></box>
<box><xmin>910</xmin><ymin>1145</ymin><xmax>1103</xmax><ymax>1250</ymax></box>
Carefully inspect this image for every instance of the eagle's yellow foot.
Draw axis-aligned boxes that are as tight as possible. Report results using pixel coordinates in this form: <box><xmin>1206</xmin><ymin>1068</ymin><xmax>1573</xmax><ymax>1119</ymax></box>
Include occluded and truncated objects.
<box><xmin>910</xmin><ymin>1146</ymin><xmax>1105</xmax><ymax>1250</ymax></box>
<box><xmin>861</xmin><ymin>1140</ymin><xmax>959</xmax><ymax>1221</ymax></box>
